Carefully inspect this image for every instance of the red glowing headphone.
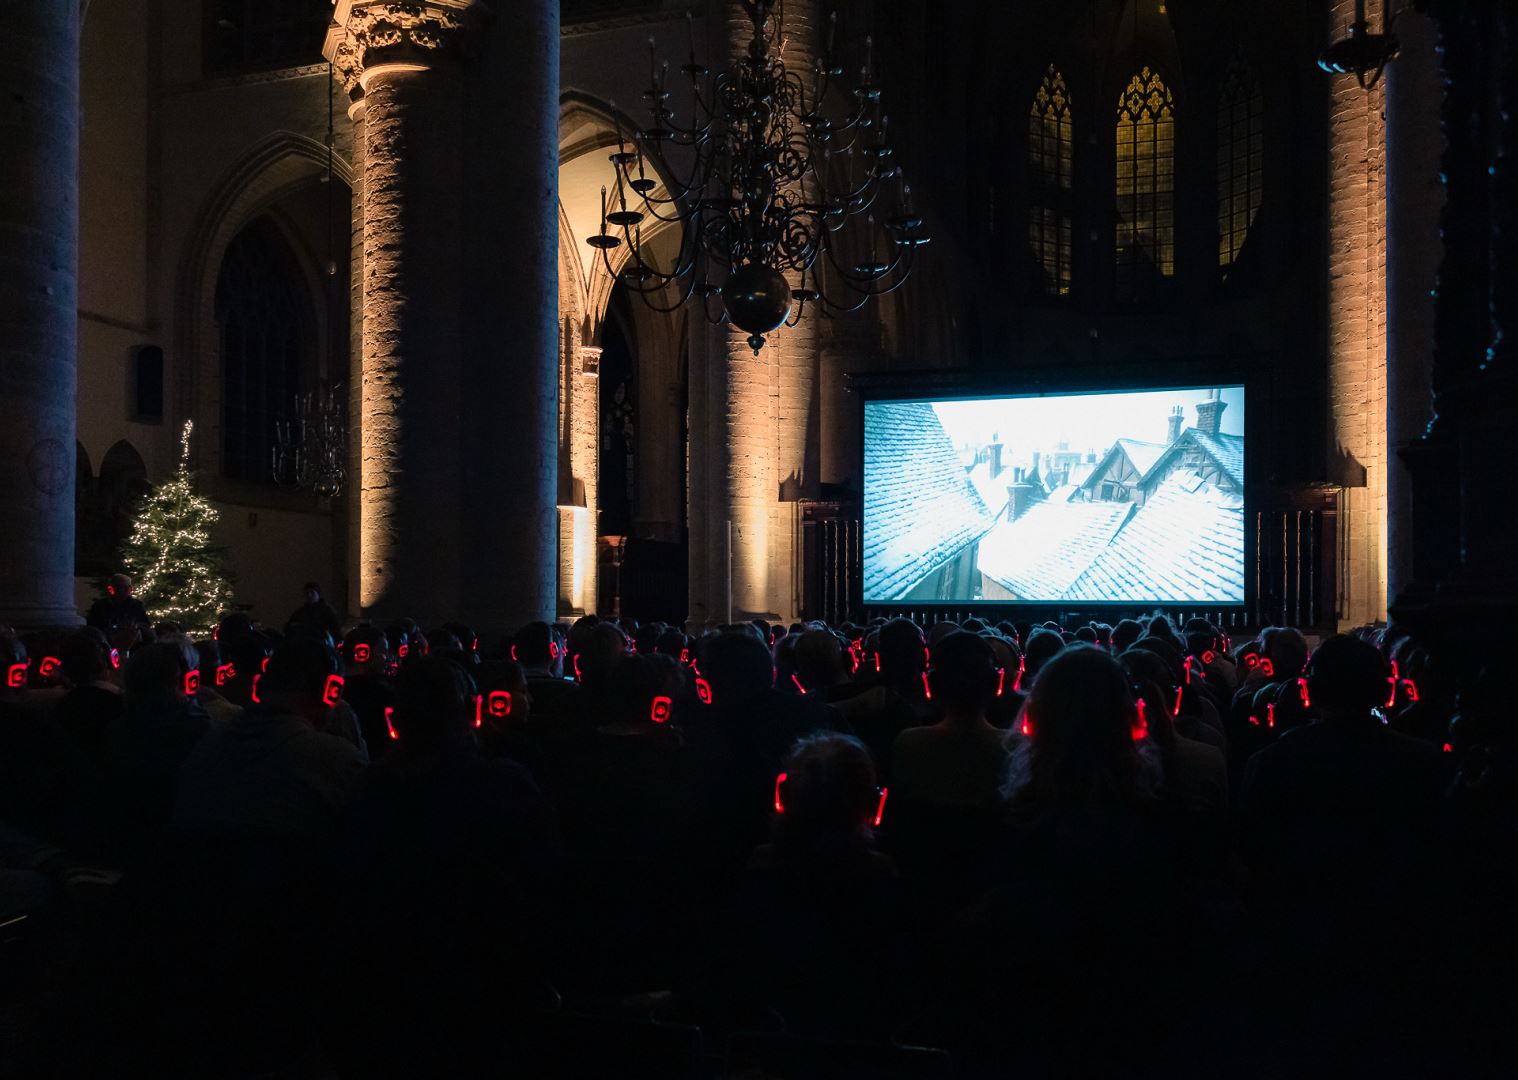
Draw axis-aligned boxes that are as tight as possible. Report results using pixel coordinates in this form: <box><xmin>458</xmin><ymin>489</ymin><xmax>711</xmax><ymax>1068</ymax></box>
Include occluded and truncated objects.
<box><xmin>922</xmin><ymin>657</ymin><xmax>1008</xmax><ymax>703</ymax></box>
<box><xmin>1022</xmin><ymin>695</ymin><xmax>1148</xmax><ymax>741</ymax></box>
<box><xmin>650</xmin><ymin>694</ymin><xmax>671</xmax><ymax>723</ymax></box>
<box><xmin>1248</xmin><ymin>702</ymin><xmax>1279</xmax><ymax>729</ymax></box>
<box><xmin>5</xmin><ymin>659</ymin><xmax>29</xmax><ymax>689</ymax></box>
<box><xmin>215</xmin><ymin>662</ymin><xmax>235</xmax><ymax>686</ymax></box>
<box><xmin>37</xmin><ymin>656</ymin><xmax>60</xmax><ymax>679</ymax></box>
<box><xmin>486</xmin><ymin>690</ymin><xmax>512</xmax><ymax>718</ymax></box>
<box><xmin>322</xmin><ymin>673</ymin><xmax>345</xmax><ymax>707</ymax></box>
<box><xmin>774</xmin><ymin>771</ymin><xmax>889</xmax><ymax>827</ymax></box>
<box><xmin>351</xmin><ymin>643</ymin><xmax>371</xmax><ymax>664</ymax></box>
<box><xmin>695</xmin><ymin>676</ymin><xmax>713</xmax><ymax>704</ymax></box>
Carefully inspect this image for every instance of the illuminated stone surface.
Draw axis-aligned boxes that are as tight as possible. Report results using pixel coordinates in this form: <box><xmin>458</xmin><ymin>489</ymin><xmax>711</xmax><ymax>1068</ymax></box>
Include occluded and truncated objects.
<box><xmin>1327</xmin><ymin>0</ymin><xmax>1389</xmax><ymax>629</ymax></box>
<box><xmin>716</xmin><ymin>0</ymin><xmax>820</xmax><ymax>623</ymax></box>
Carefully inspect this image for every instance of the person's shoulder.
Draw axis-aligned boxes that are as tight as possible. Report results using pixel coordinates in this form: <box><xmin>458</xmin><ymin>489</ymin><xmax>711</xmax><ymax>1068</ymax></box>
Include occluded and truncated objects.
<box><xmin>891</xmin><ymin>722</ymin><xmax>937</xmax><ymax>750</ymax></box>
<box><xmin>295</xmin><ymin>722</ymin><xmax>366</xmax><ymax>766</ymax></box>
<box><xmin>1175</xmin><ymin>732</ymin><xmax>1225</xmax><ymax>767</ymax></box>
<box><xmin>527</xmin><ymin>673</ymin><xmax>579</xmax><ymax>691</ymax></box>
<box><xmin>1377</xmin><ymin>724</ymin><xmax>1445</xmax><ymax>766</ymax></box>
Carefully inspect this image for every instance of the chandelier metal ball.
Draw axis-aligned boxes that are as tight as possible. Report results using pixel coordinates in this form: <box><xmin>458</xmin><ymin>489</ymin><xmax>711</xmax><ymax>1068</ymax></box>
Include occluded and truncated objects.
<box><xmin>586</xmin><ymin>0</ymin><xmax>928</xmax><ymax>354</ymax></box>
<box><xmin>723</xmin><ymin>263</ymin><xmax>794</xmax><ymax>351</ymax></box>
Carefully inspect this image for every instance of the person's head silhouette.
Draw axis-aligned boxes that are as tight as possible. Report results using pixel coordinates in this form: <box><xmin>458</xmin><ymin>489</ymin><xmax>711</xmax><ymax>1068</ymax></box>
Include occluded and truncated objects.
<box><xmin>1305</xmin><ymin>635</ymin><xmax>1392</xmax><ymax>721</ymax></box>
<box><xmin>1016</xmin><ymin>645</ymin><xmax>1147</xmax><ymax>809</ymax></box>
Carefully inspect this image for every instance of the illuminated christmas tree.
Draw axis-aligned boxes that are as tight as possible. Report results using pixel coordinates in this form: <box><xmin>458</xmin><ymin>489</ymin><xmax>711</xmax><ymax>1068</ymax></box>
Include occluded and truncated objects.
<box><xmin>120</xmin><ymin>420</ymin><xmax>236</xmax><ymax>634</ymax></box>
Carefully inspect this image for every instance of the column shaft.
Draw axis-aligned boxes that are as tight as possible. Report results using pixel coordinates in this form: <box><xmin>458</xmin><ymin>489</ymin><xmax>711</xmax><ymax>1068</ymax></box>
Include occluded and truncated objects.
<box><xmin>461</xmin><ymin>0</ymin><xmax>560</xmax><ymax>632</ymax></box>
<box><xmin>358</xmin><ymin>65</ymin><xmax>464</xmax><ymax>622</ymax></box>
<box><xmin>0</xmin><ymin>3</ymin><xmax>81</xmax><ymax>627</ymax></box>
<box><xmin>346</xmin><ymin>97</ymin><xmax>366</xmax><ymax>622</ymax></box>
<box><xmin>1326</xmin><ymin>0</ymin><xmax>1389</xmax><ymax>628</ymax></box>
<box><xmin>716</xmin><ymin>0</ymin><xmax>821</xmax><ymax>623</ymax></box>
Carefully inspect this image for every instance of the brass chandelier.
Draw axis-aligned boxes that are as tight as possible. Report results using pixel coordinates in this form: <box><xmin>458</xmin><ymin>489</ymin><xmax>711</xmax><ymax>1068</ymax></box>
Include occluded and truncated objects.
<box><xmin>588</xmin><ymin>0</ymin><xmax>928</xmax><ymax>354</ymax></box>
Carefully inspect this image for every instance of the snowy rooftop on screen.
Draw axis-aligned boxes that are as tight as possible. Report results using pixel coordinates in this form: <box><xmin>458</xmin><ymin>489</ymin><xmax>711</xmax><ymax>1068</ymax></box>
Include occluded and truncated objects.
<box><xmin>863</xmin><ymin>402</ymin><xmax>993</xmax><ymax>600</ymax></box>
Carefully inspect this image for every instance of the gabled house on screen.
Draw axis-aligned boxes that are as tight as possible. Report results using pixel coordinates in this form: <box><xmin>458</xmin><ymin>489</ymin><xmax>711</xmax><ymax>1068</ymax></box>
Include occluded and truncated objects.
<box><xmin>975</xmin><ymin>391</ymin><xmax>1245</xmax><ymax>602</ymax></box>
<box><xmin>1082</xmin><ymin>436</ymin><xmax>1170</xmax><ymax>503</ymax></box>
<box><xmin>1081</xmin><ymin>392</ymin><xmax>1243</xmax><ymax>504</ymax></box>
<box><xmin>864</xmin><ymin>402</ymin><xmax>994</xmax><ymax>601</ymax></box>
<box><xmin>1062</xmin><ymin>391</ymin><xmax>1245</xmax><ymax>600</ymax></box>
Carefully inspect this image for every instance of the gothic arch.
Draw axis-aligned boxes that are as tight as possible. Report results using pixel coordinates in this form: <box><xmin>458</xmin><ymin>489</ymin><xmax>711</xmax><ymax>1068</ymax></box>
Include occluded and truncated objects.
<box><xmin>78</xmin><ymin>440</ymin><xmax>149</xmax><ymax>576</ymax></box>
<box><xmin>557</xmin><ymin>91</ymin><xmax>689</xmax><ymax>615</ymax></box>
<box><xmin>559</xmin><ymin>92</ymin><xmax>683</xmax><ymax>344</ymax></box>
<box><xmin>173</xmin><ymin>131</ymin><xmax>354</xmax><ymax>474</ymax></box>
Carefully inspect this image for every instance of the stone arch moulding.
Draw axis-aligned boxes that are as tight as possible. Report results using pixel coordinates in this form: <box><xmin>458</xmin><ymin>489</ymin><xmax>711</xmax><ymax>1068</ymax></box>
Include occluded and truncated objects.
<box><xmin>559</xmin><ymin>90</ymin><xmax>684</xmax><ymax>347</ymax></box>
<box><xmin>173</xmin><ymin>131</ymin><xmax>355</xmax><ymax>473</ymax></box>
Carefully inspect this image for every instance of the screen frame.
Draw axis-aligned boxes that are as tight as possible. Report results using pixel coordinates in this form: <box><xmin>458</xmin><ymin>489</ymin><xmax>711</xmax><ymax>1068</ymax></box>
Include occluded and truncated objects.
<box><xmin>854</xmin><ymin>368</ymin><xmax>1256</xmax><ymax>614</ymax></box>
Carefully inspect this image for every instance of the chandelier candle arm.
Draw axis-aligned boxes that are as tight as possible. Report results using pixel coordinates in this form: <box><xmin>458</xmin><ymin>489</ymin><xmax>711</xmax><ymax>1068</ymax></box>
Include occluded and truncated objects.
<box><xmin>589</xmin><ymin>0</ymin><xmax>928</xmax><ymax>354</ymax></box>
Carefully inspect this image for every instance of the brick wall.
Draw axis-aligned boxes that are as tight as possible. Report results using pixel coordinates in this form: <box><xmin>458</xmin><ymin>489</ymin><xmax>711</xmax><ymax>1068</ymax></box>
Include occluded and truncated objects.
<box><xmin>1326</xmin><ymin>0</ymin><xmax>1389</xmax><ymax>628</ymax></box>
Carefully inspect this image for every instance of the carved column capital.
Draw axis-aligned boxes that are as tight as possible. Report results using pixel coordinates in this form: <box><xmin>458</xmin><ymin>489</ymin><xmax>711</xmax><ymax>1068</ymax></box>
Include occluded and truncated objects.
<box><xmin>324</xmin><ymin>1</ymin><xmax>487</xmax><ymax>95</ymax></box>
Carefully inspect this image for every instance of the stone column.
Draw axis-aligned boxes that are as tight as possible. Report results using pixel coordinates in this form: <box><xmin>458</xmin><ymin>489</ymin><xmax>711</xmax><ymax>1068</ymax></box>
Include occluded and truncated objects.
<box><xmin>327</xmin><ymin>1</ymin><xmax>476</xmax><ymax>625</ymax></box>
<box><xmin>0</xmin><ymin>3</ymin><xmax>81</xmax><ymax>628</ymax></box>
<box><xmin>345</xmin><ymin>94</ymin><xmax>366</xmax><ymax>622</ymax></box>
<box><xmin>461</xmin><ymin>0</ymin><xmax>560</xmax><ymax>633</ymax></box>
<box><xmin>1325</xmin><ymin>0</ymin><xmax>1389</xmax><ymax>628</ymax></box>
<box><xmin>558</xmin><ymin>342</ymin><xmax>600</xmax><ymax>617</ymax></box>
<box><xmin>717</xmin><ymin>0</ymin><xmax>821</xmax><ymax>623</ymax></box>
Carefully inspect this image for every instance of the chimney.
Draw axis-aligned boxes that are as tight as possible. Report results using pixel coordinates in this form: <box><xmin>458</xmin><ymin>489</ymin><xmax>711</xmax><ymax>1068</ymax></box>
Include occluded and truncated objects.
<box><xmin>988</xmin><ymin>441</ymin><xmax>1004</xmax><ymax>478</ymax></box>
<box><xmin>1195</xmin><ymin>391</ymin><xmax>1226</xmax><ymax>436</ymax></box>
<box><xmin>1030</xmin><ymin>450</ymin><xmax>1041</xmax><ymax>478</ymax></box>
<box><xmin>1007</xmin><ymin>478</ymin><xmax>1038</xmax><ymax>522</ymax></box>
<box><xmin>1166</xmin><ymin>405</ymin><xmax>1184</xmax><ymax>444</ymax></box>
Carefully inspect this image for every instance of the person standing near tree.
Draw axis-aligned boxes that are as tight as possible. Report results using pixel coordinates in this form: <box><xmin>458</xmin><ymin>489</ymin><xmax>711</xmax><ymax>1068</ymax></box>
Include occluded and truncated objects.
<box><xmin>288</xmin><ymin>583</ymin><xmax>342</xmax><ymax>643</ymax></box>
<box><xmin>86</xmin><ymin>574</ymin><xmax>148</xmax><ymax>634</ymax></box>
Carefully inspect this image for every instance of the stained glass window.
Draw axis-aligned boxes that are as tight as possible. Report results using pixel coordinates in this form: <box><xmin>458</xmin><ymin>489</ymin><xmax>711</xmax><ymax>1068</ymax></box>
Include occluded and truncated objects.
<box><xmin>216</xmin><ymin>219</ymin><xmax>311</xmax><ymax>484</ymax></box>
<box><xmin>1217</xmin><ymin>58</ymin><xmax>1264</xmax><ymax>271</ymax></box>
<box><xmin>1028</xmin><ymin>66</ymin><xmax>1074</xmax><ymax>296</ymax></box>
<box><xmin>1115</xmin><ymin>67</ymin><xmax>1175</xmax><ymax>300</ymax></box>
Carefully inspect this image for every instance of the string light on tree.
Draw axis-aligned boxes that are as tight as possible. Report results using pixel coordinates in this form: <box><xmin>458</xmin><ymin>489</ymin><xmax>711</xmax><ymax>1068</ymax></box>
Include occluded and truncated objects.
<box><xmin>120</xmin><ymin>420</ymin><xmax>236</xmax><ymax>634</ymax></box>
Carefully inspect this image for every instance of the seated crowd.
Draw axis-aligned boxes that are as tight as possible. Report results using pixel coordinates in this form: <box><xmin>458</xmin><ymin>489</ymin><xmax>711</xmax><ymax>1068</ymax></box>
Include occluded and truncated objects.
<box><xmin>0</xmin><ymin>576</ymin><xmax>1514</xmax><ymax>1077</ymax></box>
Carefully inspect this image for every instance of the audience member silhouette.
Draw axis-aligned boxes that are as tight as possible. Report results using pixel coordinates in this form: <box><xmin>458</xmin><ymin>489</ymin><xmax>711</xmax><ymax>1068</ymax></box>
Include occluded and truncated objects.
<box><xmin>4</xmin><ymin>596</ymin><xmax>1510</xmax><ymax>1078</ymax></box>
<box><xmin>175</xmin><ymin>637</ymin><xmax>363</xmax><ymax>847</ymax></box>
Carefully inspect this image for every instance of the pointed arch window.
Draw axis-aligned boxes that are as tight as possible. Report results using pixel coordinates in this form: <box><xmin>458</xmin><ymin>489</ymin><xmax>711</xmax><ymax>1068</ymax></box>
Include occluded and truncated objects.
<box><xmin>1218</xmin><ymin>57</ymin><xmax>1264</xmax><ymax>272</ymax></box>
<box><xmin>216</xmin><ymin>218</ymin><xmax>313</xmax><ymax>485</ymax></box>
<box><xmin>1028</xmin><ymin>65</ymin><xmax>1074</xmax><ymax>297</ymax></box>
<box><xmin>1114</xmin><ymin>66</ymin><xmax>1175</xmax><ymax>300</ymax></box>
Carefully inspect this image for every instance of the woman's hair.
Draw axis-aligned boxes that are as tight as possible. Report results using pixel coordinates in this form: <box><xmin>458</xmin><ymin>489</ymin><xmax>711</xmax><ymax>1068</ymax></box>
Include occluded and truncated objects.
<box><xmin>1260</xmin><ymin>626</ymin><xmax>1309</xmax><ymax>680</ymax></box>
<box><xmin>1117</xmin><ymin>650</ymin><xmax>1177</xmax><ymax>749</ymax></box>
<box><xmin>774</xmin><ymin>734</ymin><xmax>880</xmax><ymax>845</ymax></box>
<box><xmin>392</xmin><ymin>656</ymin><xmax>476</xmax><ymax>748</ymax></box>
<box><xmin>1007</xmin><ymin>645</ymin><xmax>1147</xmax><ymax>810</ymax></box>
<box><xmin>1022</xmin><ymin>628</ymin><xmax>1066</xmax><ymax>680</ymax></box>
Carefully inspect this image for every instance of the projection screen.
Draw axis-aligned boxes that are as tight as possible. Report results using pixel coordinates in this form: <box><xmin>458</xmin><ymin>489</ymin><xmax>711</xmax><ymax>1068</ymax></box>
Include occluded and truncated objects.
<box><xmin>862</xmin><ymin>385</ymin><xmax>1246</xmax><ymax>604</ymax></box>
